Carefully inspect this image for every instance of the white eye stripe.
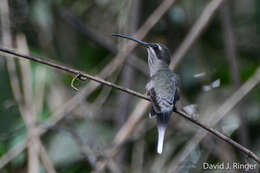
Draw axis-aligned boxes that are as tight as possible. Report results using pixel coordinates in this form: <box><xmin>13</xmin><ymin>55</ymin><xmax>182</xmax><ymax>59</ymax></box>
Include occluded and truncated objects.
<box><xmin>158</xmin><ymin>44</ymin><xmax>162</xmax><ymax>51</ymax></box>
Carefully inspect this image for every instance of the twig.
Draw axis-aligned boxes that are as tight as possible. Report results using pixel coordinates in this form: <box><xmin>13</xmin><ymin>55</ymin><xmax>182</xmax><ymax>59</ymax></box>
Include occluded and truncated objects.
<box><xmin>17</xmin><ymin>34</ymin><xmax>40</xmax><ymax>173</ymax></box>
<box><xmin>1</xmin><ymin>0</ymin><xmax>258</xmax><ymax>170</ymax></box>
<box><xmin>177</xmin><ymin>109</ymin><xmax>260</xmax><ymax>163</ymax></box>
<box><xmin>0</xmin><ymin>0</ymin><xmax>175</xmax><ymax>169</ymax></box>
<box><xmin>60</xmin><ymin>125</ymin><xmax>122</xmax><ymax>173</ymax></box>
<box><xmin>89</xmin><ymin>70</ymin><xmax>120</xmax><ymax>118</ymax></box>
<box><xmin>114</xmin><ymin>0</ymin><xmax>142</xmax><ymax>166</ymax></box>
<box><xmin>131</xmin><ymin>135</ymin><xmax>145</xmax><ymax>173</ymax></box>
<box><xmin>1</xmin><ymin>0</ymin><xmax>178</xmax><ymax>142</ymax></box>
<box><xmin>1</xmin><ymin>44</ymin><xmax>260</xmax><ymax>164</ymax></box>
<box><xmin>151</xmin><ymin>138</ymin><xmax>177</xmax><ymax>173</ymax></box>
<box><xmin>14</xmin><ymin>45</ymin><xmax>258</xmax><ymax>163</ymax></box>
<box><xmin>220</xmin><ymin>1</ymin><xmax>249</xmax><ymax>156</ymax></box>
<box><xmin>71</xmin><ymin>73</ymin><xmax>81</xmax><ymax>91</ymax></box>
<box><xmin>39</xmin><ymin>142</ymin><xmax>57</xmax><ymax>173</ymax></box>
<box><xmin>170</xmin><ymin>0</ymin><xmax>225</xmax><ymax>70</ymax></box>
<box><xmin>102</xmin><ymin>0</ymin><xmax>230</xmax><ymax>170</ymax></box>
<box><xmin>166</xmin><ymin>67</ymin><xmax>260</xmax><ymax>172</ymax></box>
<box><xmin>37</xmin><ymin>0</ymin><xmax>177</xmax><ymax>148</ymax></box>
<box><xmin>115</xmin><ymin>0</ymin><xmax>140</xmax><ymax>128</ymax></box>
<box><xmin>1</xmin><ymin>26</ymin><xmax>260</xmax><ymax>169</ymax></box>
<box><xmin>0</xmin><ymin>47</ymin><xmax>149</xmax><ymax>101</ymax></box>
<box><xmin>0</xmin><ymin>140</ymin><xmax>28</xmax><ymax>169</ymax></box>
<box><xmin>202</xmin><ymin>139</ymin><xmax>237</xmax><ymax>169</ymax></box>
<box><xmin>59</xmin><ymin>9</ymin><xmax>148</xmax><ymax>75</ymax></box>
<box><xmin>101</xmin><ymin>0</ymin><xmax>230</xmax><ymax>170</ymax></box>
<box><xmin>17</xmin><ymin>33</ymin><xmax>56</xmax><ymax>173</ymax></box>
<box><xmin>0</xmin><ymin>1</ymin><xmax>40</xmax><ymax>172</ymax></box>
<box><xmin>63</xmin><ymin>127</ymin><xmax>97</xmax><ymax>167</ymax></box>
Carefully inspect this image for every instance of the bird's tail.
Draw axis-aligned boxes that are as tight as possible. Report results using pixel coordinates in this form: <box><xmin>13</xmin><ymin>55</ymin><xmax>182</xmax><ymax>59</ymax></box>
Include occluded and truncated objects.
<box><xmin>157</xmin><ymin>124</ymin><xmax>166</xmax><ymax>154</ymax></box>
<box><xmin>156</xmin><ymin>112</ymin><xmax>171</xmax><ymax>154</ymax></box>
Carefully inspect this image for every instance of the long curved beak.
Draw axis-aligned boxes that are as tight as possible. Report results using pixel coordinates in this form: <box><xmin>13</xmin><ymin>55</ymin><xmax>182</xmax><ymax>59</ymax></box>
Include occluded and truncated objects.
<box><xmin>112</xmin><ymin>33</ymin><xmax>150</xmax><ymax>47</ymax></box>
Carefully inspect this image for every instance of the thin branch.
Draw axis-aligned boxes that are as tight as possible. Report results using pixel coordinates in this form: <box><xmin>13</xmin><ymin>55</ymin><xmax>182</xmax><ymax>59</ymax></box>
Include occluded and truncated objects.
<box><xmin>0</xmin><ymin>47</ymin><xmax>259</xmax><ymax>164</ymax></box>
<box><xmin>0</xmin><ymin>0</ymin><xmax>177</xmax><ymax>169</ymax></box>
<box><xmin>95</xmin><ymin>0</ymin><xmax>228</xmax><ymax>170</ymax></box>
<box><xmin>177</xmin><ymin>110</ymin><xmax>260</xmax><ymax>163</ymax></box>
<box><xmin>17</xmin><ymin>34</ymin><xmax>40</xmax><ymax>173</ymax></box>
<box><xmin>37</xmin><ymin>0</ymin><xmax>177</xmax><ymax>148</ymax></box>
<box><xmin>166</xmin><ymin>67</ymin><xmax>260</xmax><ymax>172</ymax></box>
<box><xmin>39</xmin><ymin>142</ymin><xmax>57</xmax><ymax>173</ymax></box>
<box><xmin>0</xmin><ymin>0</ymin><xmax>259</xmax><ymax>170</ymax></box>
<box><xmin>59</xmin><ymin>9</ymin><xmax>148</xmax><ymax>75</ymax></box>
<box><xmin>0</xmin><ymin>47</ymin><xmax>149</xmax><ymax>101</ymax></box>
<box><xmin>170</xmin><ymin>0</ymin><xmax>225</xmax><ymax>70</ymax></box>
<box><xmin>115</xmin><ymin>0</ymin><xmax>140</xmax><ymax>128</ymax></box>
<box><xmin>0</xmin><ymin>1</ymin><xmax>41</xmax><ymax>172</ymax></box>
<box><xmin>89</xmin><ymin>70</ymin><xmax>120</xmax><ymax>118</ymax></box>
<box><xmin>220</xmin><ymin>1</ymin><xmax>249</xmax><ymax>157</ymax></box>
<box><xmin>114</xmin><ymin>0</ymin><xmax>141</xmax><ymax>166</ymax></box>
<box><xmin>0</xmin><ymin>140</ymin><xmax>28</xmax><ymax>169</ymax></box>
<box><xmin>63</xmin><ymin>127</ymin><xmax>97</xmax><ymax>167</ymax></box>
<box><xmin>98</xmin><ymin>0</ymin><xmax>231</xmax><ymax>170</ymax></box>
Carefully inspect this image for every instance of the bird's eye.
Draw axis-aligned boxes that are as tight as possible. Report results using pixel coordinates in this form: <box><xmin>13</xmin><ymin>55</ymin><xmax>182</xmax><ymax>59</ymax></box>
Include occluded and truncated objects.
<box><xmin>152</xmin><ymin>44</ymin><xmax>159</xmax><ymax>50</ymax></box>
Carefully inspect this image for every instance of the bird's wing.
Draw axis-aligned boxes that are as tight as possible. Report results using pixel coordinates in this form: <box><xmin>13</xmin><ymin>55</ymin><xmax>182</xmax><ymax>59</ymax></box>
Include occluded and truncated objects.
<box><xmin>148</xmin><ymin>86</ymin><xmax>176</xmax><ymax>114</ymax></box>
<box><xmin>149</xmin><ymin>73</ymin><xmax>178</xmax><ymax>113</ymax></box>
<box><xmin>148</xmin><ymin>87</ymin><xmax>163</xmax><ymax>113</ymax></box>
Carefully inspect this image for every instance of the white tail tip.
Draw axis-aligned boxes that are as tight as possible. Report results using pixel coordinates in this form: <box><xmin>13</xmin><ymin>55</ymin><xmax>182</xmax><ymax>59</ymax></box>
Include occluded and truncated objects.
<box><xmin>157</xmin><ymin>125</ymin><xmax>166</xmax><ymax>154</ymax></box>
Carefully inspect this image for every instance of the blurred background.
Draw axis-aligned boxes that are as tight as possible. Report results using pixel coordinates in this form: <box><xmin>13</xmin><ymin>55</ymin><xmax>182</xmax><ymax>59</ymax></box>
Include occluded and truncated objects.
<box><xmin>0</xmin><ymin>0</ymin><xmax>260</xmax><ymax>172</ymax></box>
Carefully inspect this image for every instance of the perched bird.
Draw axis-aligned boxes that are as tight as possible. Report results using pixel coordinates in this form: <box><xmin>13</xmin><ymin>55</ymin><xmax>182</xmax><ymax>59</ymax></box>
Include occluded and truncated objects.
<box><xmin>112</xmin><ymin>34</ymin><xmax>180</xmax><ymax>154</ymax></box>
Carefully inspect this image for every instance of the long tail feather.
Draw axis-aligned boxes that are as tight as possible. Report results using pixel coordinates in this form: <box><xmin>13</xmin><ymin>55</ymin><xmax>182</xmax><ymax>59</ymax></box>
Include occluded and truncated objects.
<box><xmin>157</xmin><ymin>125</ymin><xmax>166</xmax><ymax>154</ymax></box>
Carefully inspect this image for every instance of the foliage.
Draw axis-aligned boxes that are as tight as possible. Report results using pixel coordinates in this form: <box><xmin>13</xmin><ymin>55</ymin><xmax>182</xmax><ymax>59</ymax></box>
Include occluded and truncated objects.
<box><xmin>0</xmin><ymin>0</ymin><xmax>260</xmax><ymax>172</ymax></box>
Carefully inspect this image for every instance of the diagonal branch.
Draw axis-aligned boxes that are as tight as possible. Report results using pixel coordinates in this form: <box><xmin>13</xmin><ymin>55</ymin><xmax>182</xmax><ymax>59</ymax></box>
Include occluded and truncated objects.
<box><xmin>0</xmin><ymin>0</ymin><xmax>177</xmax><ymax>169</ymax></box>
<box><xmin>59</xmin><ymin>9</ymin><xmax>148</xmax><ymax>75</ymax></box>
<box><xmin>0</xmin><ymin>140</ymin><xmax>27</xmax><ymax>169</ymax></box>
<box><xmin>99</xmin><ymin>0</ymin><xmax>230</xmax><ymax>170</ymax></box>
<box><xmin>170</xmin><ymin>0</ymin><xmax>225</xmax><ymax>70</ymax></box>
<box><xmin>39</xmin><ymin>142</ymin><xmax>57</xmax><ymax>173</ymax></box>
<box><xmin>166</xmin><ymin>67</ymin><xmax>260</xmax><ymax>172</ymax></box>
<box><xmin>0</xmin><ymin>47</ymin><xmax>259</xmax><ymax>164</ymax></box>
<box><xmin>0</xmin><ymin>47</ymin><xmax>149</xmax><ymax>101</ymax></box>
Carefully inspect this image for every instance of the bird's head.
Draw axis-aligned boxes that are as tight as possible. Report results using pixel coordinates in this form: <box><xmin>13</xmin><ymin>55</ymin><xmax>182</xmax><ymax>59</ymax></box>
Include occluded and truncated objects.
<box><xmin>147</xmin><ymin>43</ymin><xmax>171</xmax><ymax>66</ymax></box>
<box><xmin>112</xmin><ymin>34</ymin><xmax>171</xmax><ymax>76</ymax></box>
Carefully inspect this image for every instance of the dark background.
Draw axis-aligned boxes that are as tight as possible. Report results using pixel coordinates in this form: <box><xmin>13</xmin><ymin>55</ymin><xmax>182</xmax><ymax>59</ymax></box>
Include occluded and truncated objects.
<box><xmin>0</xmin><ymin>0</ymin><xmax>259</xmax><ymax>172</ymax></box>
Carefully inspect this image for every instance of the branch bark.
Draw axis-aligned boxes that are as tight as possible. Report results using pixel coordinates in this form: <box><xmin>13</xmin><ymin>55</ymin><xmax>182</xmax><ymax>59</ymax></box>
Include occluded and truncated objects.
<box><xmin>100</xmin><ymin>0</ymin><xmax>229</xmax><ymax>170</ymax></box>
<box><xmin>1</xmin><ymin>0</ymin><xmax>260</xmax><ymax>171</ymax></box>
<box><xmin>0</xmin><ymin>0</ymin><xmax>178</xmax><ymax>169</ymax></box>
<box><xmin>0</xmin><ymin>46</ymin><xmax>259</xmax><ymax>164</ymax></box>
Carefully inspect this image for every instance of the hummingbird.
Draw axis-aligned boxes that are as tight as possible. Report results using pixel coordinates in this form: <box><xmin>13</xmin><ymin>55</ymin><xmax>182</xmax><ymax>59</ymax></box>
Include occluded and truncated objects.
<box><xmin>112</xmin><ymin>34</ymin><xmax>180</xmax><ymax>154</ymax></box>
